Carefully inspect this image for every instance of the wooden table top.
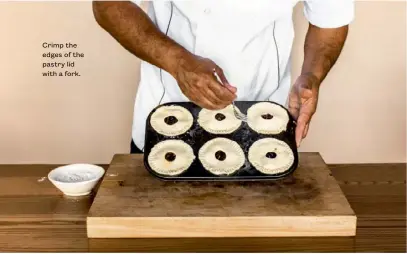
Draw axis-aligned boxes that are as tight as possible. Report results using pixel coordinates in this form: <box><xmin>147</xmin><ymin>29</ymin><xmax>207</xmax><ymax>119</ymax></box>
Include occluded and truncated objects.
<box><xmin>88</xmin><ymin>154</ymin><xmax>357</xmax><ymax>238</ymax></box>
<box><xmin>0</xmin><ymin>159</ymin><xmax>405</xmax><ymax>252</ymax></box>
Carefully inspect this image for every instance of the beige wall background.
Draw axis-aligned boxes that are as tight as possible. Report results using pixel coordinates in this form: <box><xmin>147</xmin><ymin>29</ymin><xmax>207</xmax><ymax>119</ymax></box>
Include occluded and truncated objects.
<box><xmin>0</xmin><ymin>1</ymin><xmax>405</xmax><ymax>164</ymax></box>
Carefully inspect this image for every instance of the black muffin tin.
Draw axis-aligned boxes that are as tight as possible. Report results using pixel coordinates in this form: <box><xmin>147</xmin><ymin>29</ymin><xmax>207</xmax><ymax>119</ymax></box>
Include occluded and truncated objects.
<box><xmin>143</xmin><ymin>101</ymin><xmax>299</xmax><ymax>181</ymax></box>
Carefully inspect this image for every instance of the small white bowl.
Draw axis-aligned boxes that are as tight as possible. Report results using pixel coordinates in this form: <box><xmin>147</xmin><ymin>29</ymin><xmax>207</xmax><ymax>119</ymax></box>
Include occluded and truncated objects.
<box><xmin>48</xmin><ymin>164</ymin><xmax>105</xmax><ymax>196</ymax></box>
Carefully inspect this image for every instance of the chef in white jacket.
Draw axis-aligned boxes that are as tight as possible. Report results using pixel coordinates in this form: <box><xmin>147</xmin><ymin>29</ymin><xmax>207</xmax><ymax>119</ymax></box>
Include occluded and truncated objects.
<box><xmin>92</xmin><ymin>0</ymin><xmax>354</xmax><ymax>153</ymax></box>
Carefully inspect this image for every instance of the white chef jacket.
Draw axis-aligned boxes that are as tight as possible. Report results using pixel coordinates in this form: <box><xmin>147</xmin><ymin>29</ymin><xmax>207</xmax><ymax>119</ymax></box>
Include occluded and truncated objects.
<box><xmin>130</xmin><ymin>0</ymin><xmax>354</xmax><ymax>150</ymax></box>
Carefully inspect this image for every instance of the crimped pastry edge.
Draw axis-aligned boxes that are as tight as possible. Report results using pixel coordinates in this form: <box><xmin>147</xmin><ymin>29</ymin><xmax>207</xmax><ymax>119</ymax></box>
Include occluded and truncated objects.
<box><xmin>247</xmin><ymin>102</ymin><xmax>289</xmax><ymax>135</ymax></box>
<box><xmin>198</xmin><ymin>138</ymin><xmax>245</xmax><ymax>176</ymax></box>
<box><xmin>150</xmin><ymin>105</ymin><xmax>193</xmax><ymax>136</ymax></box>
<box><xmin>197</xmin><ymin>105</ymin><xmax>242</xmax><ymax>134</ymax></box>
<box><xmin>148</xmin><ymin>140</ymin><xmax>195</xmax><ymax>176</ymax></box>
<box><xmin>248</xmin><ymin>138</ymin><xmax>294</xmax><ymax>175</ymax></box>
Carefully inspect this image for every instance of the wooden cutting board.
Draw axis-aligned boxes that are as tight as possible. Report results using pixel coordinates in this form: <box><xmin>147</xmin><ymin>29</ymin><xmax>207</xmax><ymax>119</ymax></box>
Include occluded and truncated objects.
<box><xmin>87</xmin><ymin>153</ymin><xmax>356</xmax><ymax>238</ymax></box>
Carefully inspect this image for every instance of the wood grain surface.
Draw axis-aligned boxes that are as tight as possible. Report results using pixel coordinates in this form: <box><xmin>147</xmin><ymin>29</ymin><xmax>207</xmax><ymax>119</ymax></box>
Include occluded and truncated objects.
<box><xmin>87</xmin><ymin>153</ymin><xmax>356</xmax><ymax>238</ymax></box>
<box><xmin>0</xmin><ymin>157</ymin><xmax>405</xmax><ymax>252</ymax></box>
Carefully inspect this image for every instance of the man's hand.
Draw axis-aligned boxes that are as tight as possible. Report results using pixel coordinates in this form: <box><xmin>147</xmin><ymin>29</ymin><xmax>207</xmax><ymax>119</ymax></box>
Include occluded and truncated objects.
<box><xmin>289</xmin><ymin>23</ymin><xmax>348</xmax><ymax>147</ymax></box>
<box><xmin>92</xmin><ymin>1</ymin><xmax>236</xmax><ymax>110</ymax></box>
<box><xmin>173</xmin><ymin>55</ymin><xmax>237</xmax><ymax>110</ymax></box>
<box><xmin>288</xmin><ymin>73</ymin><xmax>320</xmax><ymax>147</ymax></box>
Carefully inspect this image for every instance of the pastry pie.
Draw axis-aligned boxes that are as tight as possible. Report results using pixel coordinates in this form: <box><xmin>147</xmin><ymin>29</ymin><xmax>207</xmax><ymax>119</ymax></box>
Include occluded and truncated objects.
<box><xmin>150</xmin><ymin>105</ymin><xmax>193</xmax><ymax>136</ymax></box>
<box><xmin>198</xmin><ymin>137</ymin><xmax>245</xmax><ymax>176</ymax></box>
<box><xmin>248</xmin><ymin>138</ymin><xmax>294</xmax><ymax>175</ymax></box>
<box><xmin>247</xmin><ymin>102</ymin><xmax>289</xmax><ymax>134</ymax></box>
<box><xmin>197</xmin><ymin>105</ymin><xmax>242</xmax><ymax>134</ymax></box>
<box><xmin>148</xmin><ymin>140</ymin><xmax>195</xmax><ymax>176</ymax></box>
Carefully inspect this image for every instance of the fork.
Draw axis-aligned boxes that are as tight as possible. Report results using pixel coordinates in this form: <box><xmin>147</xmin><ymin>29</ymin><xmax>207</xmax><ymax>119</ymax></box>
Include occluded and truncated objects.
<box><xmin>213</xmin><ymin>69</ymin><xmax>247</xmax><ymax>122</ymax></box>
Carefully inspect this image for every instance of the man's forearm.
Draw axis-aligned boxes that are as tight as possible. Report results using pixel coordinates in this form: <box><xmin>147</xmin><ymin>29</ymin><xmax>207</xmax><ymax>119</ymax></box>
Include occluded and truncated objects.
<box><xmin>92</xmin><ymin>1</ymin><xmax>191</xmax><ymax>76</ymax></box>
<box><xmin>301</xmin><ymin>24</ymin><xmax>349</xmax><ymax>84</ymax></box>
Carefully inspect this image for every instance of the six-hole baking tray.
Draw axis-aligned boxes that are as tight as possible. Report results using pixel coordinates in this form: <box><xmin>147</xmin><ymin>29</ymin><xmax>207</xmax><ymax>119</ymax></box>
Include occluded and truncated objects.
<box><xmin>143</xmin><ymin>101</ymin><xmax>299</xmax><ymax>181</ymax></box>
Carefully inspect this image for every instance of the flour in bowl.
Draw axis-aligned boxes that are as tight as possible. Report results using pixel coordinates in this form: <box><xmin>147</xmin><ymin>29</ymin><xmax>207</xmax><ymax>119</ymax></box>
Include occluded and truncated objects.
<box><xmin>54</xmin><ymin>171</ymin><xmax>98</xmax><ymax>183</ymax></box>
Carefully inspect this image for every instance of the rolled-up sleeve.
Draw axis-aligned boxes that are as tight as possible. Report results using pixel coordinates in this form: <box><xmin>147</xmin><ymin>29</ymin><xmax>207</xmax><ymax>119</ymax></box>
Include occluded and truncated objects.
<box><xmin>304</xmin><ymin>0</ymin><xmax>355</xmax><ymax>28</ymax></box>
